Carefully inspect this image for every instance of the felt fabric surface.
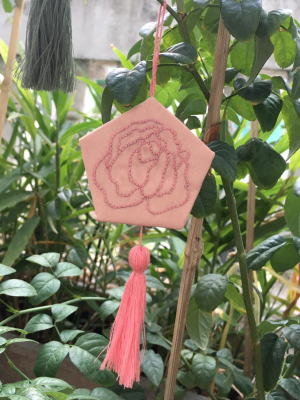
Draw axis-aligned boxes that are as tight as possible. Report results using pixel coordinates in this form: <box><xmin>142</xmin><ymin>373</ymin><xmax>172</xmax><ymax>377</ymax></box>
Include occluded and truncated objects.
<box><xmin>80</xmin><ymin>97</ymin><xmax>214</xmax><ymax>230</ymax></box>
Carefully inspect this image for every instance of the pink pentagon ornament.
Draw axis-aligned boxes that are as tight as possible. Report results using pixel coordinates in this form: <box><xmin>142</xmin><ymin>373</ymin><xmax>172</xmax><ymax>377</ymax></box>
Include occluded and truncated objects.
<box><xmin>80</xmin><ymin>97</ymin><xmax>214</xmax><ymax>230</ymax></box>
<box><xmin>79</xmin><ymin>0</ymin><xmax>215</xmax><ymax>390</ymax></box>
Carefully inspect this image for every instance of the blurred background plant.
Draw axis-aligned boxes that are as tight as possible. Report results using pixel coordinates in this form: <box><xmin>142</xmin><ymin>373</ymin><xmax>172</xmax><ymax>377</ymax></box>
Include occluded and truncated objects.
<box><xmin>0</xmin><ymin>0</ymin><xmax>300</xmax><ymax>400</ymax></box>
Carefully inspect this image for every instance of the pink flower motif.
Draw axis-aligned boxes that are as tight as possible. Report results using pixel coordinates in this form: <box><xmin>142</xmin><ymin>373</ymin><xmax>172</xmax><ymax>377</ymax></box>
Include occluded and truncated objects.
<box><xmin>93</xmin><ymin>119</ymin><xmax>191</xmax><ymax>215</ymax></box>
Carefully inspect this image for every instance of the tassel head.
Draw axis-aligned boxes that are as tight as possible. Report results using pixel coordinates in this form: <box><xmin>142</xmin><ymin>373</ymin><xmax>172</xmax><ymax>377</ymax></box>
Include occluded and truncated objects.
<box><xmin>129</xmin><ymin>246</ymin><xmax>150</xmax><ymax>273</ymax></box>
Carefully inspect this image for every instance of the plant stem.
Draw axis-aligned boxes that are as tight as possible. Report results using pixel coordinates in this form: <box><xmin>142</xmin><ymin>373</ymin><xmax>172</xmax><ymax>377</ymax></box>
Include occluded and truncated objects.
<box><xmin>283</xmin><ymin>351</ymin><xmax>300</xmax><ymax>378</ymax></box>
<box><xmin>222</xmin><ymin>179</ymin><xmax>265</xmax><ymax>400</ymax></box>
<box><xmin>220</xmin><ymin>303</ymin><xmax>234</xmax><ymax>349</ymax></box>
<box><xmin>5</xmin><ymin>353</ymin><xmax>31</xmax><ymax>381</ymax></box>
<box><xmin>189</xmin><ymin>67</ymin><xmax>210</xmax><ymax>102</ymax></box>
<box><xmin>156</xmin><ymin>0</ymin><xmax>180</xmax><ymax>22</ymax></box>
<box><xmin>0</xmin><ymin>296</ymin><xmax>106</xmax><ymax>326</ymax></box>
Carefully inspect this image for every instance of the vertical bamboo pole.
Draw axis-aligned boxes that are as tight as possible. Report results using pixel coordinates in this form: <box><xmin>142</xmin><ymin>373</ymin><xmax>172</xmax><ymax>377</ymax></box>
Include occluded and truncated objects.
<box><xmin>244</xmin><ymin>119</ymin><xmax>259</xmax><ymax>378</ymax></box>
<box><xmin>164</xmin><ymin>18</ymin><xmax>231</xmax><ymax>400</ymax></box>
<box><xmin>0</xmin><ymin>0</ymin><xmax>25</xmax><ymax>145</ymax></box>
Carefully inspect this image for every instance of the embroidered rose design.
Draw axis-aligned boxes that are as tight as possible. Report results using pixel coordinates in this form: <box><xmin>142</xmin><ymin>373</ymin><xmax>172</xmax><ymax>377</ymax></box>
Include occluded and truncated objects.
<box><xmin>93</xmin><ymin>119</ymin><xmax>191</xmax><ymax>215</ymax></box>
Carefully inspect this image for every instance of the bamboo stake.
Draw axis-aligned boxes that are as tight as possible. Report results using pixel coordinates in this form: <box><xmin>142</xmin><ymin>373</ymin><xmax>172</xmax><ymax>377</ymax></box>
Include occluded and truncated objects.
<box><xmin>164</xmin><ymin>18</ymin><xmax>231</xmax><ymax>400</ymax></box>
<box><xmin>244</xmin><ymin>120</ymin><xmax>259</xmax><ymax>378</ymax></box>
<box><xmin>0</xmin><ymin>0</ymin><xmax>25</xmax><ymax>146</ymax></box>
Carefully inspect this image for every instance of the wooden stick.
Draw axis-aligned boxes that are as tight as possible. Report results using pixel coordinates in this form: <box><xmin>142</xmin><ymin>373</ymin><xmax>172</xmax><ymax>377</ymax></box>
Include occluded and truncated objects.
<box><xmin>244</xmin><ymin>120</ymin><xmax>259</xmax><ymax>378</ymax></box>
<box><xmin>0</xmin><ymin>0</ymin><xmax>25</xmax><ymax>146</ymax></box>
<box><xmin>164</xmin><ymin>18</ymin><xmax>231</xmax><ymax>400</ymax></box>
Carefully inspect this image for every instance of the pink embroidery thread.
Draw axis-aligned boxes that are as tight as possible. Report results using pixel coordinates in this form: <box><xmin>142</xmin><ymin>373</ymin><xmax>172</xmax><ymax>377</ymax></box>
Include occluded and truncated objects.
<box><xmin>92</xmin><ymin>119</ymin><xmax>191</xmax><ymax>215</ymax></box>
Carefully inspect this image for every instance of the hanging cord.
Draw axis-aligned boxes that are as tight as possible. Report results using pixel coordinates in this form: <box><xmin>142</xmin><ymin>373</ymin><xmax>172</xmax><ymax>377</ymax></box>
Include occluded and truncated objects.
<box><xmin>139</xmin><ymin>226</ymin><xmax>143</xmax><ymax>248</ymax></box>
<box><xmin>149</xmin><ymin>0</ymin><xmax>168</xmax><ymax>97</ymax></box>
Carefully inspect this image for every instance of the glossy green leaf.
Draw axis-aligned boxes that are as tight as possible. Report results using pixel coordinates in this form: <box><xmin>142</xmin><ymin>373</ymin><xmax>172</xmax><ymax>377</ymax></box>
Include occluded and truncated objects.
<box><xmin>177</xmin><ymin>369</ymin><xmax>195</xmax><ymax>388</ymax></box>
<box><xmin>99</xmin><ymin>300</ymin><xmax>120</xmax><ymax>320</ymax></box>
<box><xmin>52</xmin><ymin>304</ymin><xmax>78</xmax><ymax>323</ymax></box>
<box><xmin>3</xmin><ymin>217</ymin><xmax>40</xmax><ymax>267</ymax></box>
<box><xmin>146</xmin><ymin>333</ymin><xmax>171</xmax><ymax>351</ymax></box>
<box><xmin>267</xmin><ymin>9</ymin><xmax>292</xmax><ymax>37</ymax></box>
<box><xmin>186</xmin><ymin>297</ymin><xmax>212</xmax><ymax>350</ymax></box>
<box><xmin>55</xmin><ymin>262</ymin><xmax>82</xmax><ymax>278</ymax></box>
<box><xmin>271</xmin><ymin>240</ymin><xmax>300</xmax><ymax>272</ymax></box>
<box><xmin>289</xmin><ymin>19</ymin><xmax>300</xmax><ymax>101</ymax></box>
<box><xmin>127</xmin><ymin>39</ymin><xmax>142</xmax><ymax>60</ymax></box>
<box><xmin>30</xmin><ymin>273</ymin><xmax>61</xmax><ymax>306</ymax></box>
<box><xmin>69</xmin><ymin>333</ymin><xmax>115</xmax><ymax>386</ymax></box>
<box><xmin>230</xmin><ymin>40</ymin><xmax>255</xmax><ymax>77</ymax></box>
<box><xmin>285</xmin><ymin>189</ymin><xmax>300</xmax><ymax>237</ymax></box>
<box><xmin>234</xmin><ymin>78</ymin><xmax>273</xmax><ymax>105</ymax></box>
<box><xmin>27</xmin><ymin>253</ymin><xmax>60</xmax><ymax>268</ymax></box>
<box><xmin>268</xmin><ymin>390</ymin><xmax>289</xmax><ymax>400</ymax></box>
<box><xmin>139</xmin><ymin>22</ymin><xmax>157</xmax><ymax>39</ymax></box>
<box><xmin>230</xmin><ymin>95</ymin><xmax>256</xmax><ymax>121</ymax></box>
<box><xmin>283</xmin><ymin>325</ymin><xmax>300</xmax><ymax>350</ymax></box>
<box><xmin>101</xmin><ymin>86</ymin><xmax>114</xmax><ymax>124</ymax></box>
<box><xmin>279</xmin><ymin>378</ymin><xmax>300</xmax><ymax>400</ymax></box>
<box><xmin>233</xmin><ymin>367</ymin><xmax>254</xmax><ymax>396</ymax></box>
<box><xmin>195</xmin><ymin>273</ymin><xmax>229</xmax><ymax>312</ymax></box>
<box><xmin>0</xmin><ymin>279</ymin><xmax>37</xmax><ymax>297</ymax></box>
<box><xmin>271</xmin><ymin>30</ymin><xmax>295</xmax><ymax>69</ymax></box>
<box><xmin>0</xmin><ymin>191</ymin><xmax>33</xmax><ymax>212</ymax></box>
<box><xmin>282</xmin><ymin>95</ymin><xmax>300</xmax><ymax>158</ymax></box>
<box><xmin>186</xmin><ymin>116</ymin><xmax>201</xmax><ymax>129</ymax></box>
<box><xmin>261</xmin><ymin>333</ymin><xmax>287</xmax><ymax>391</ymax></box>
<box><xmin>220</xmin><ymin>0</ymin><xmax>262</xmax><ymax>42</ymax></box>
<box><xmin>106</xmin><ymin>62</ymin><xmax>147</xmax><ymax>105</ymax></box>
<box><xmin>247</xmin><ymin>35</ymin><xmax>274</xmax><ymax>86</ymax></box>
<box><xmin>253</xmin><ymin>94</ymin><xmax>283</xmax><ymax>132</ymax></box>
<box><xmin>160</xmin><ymin>43</ymin><xmax>197</xmax><ymax>64</ymax></box>
<box><xmin>247</xmin><ymin>235</ymin><xmax>285</xmax><ymax>270</ymax></box>
<box><xmin>60</xmin><ymin>330</ymin><xmax>84</xmax><ymax>343</ymax></box>
<box><xmin>68</xmin><ymin>243</ymin><xmax>88</xmax><ymax>268</ymax></box>
<box><xmin>192</xmin><ymin>354</ymin><xmax>216</xmax><ymax>388</ymax></box>
<box><xmin>1</xmin><ymin>0</ymin><xmax>13</xmax><ymax>12</ymax></box>
<box><xmin>225</xmin><ymin>283</ymin><xmax>246</xmax><ymax>313</ymax></box>
<box><xmin>24</xmin><ymin>314</ymin><xmax>54</xmax><ymax>334</ymax></box>
<box><xmin>47</xmin><ymin>198</ymin><xmax>61</xmax><ymax>220</ymax></box>
<box><xmin>16</xmin><ymin>387</ymin><xmax>48</xmax><ymax>400</ymax></box>
<box><xmin>208</xmin><ymin>140</ymin><xmax>238</xmax><ymax>182</ymax></box>
<box><xmin>141</xmin><ymin>350</ymin><xmax>164</xmax><ymax>386</ymax></box>
<box><xmin>191</xmin><ymin>174</ymin><xmax>217</xmax><ymax>218</ymax></box>
<box><xmin>0</xmin><ymin>264</ymin><xmax>16</xmax><ymax>276</ymax></box>
<box><xmin>34</xmin><ymin>341</ymin><xmax>69</xmax><ymax>377</ymax></box>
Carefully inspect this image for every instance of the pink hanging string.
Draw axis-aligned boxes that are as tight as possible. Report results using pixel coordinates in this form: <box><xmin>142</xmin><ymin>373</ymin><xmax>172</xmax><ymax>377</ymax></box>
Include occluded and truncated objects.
<box><xmin>150</xmin><ymin>0</ymin><xmax>168</xmax><ymax>97</ymax></box>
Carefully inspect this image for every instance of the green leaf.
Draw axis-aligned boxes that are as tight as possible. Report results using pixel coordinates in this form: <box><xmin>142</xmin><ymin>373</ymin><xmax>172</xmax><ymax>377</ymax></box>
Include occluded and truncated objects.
<box><xmin>237</xmin><ymin>138</ymin><xmax>286</xmax><ymax>189</ymax></box>
<box><xmin>191</xmin><ymin>174</ymin><xmax>217</xmax><ymax>218</ymax></box>
<box><xmin>279</xmin><ymin>378</ymin><xmax>300</xmax><ymax>400</ymax></box>
<box><xmin>267</xmin><ymin>9</ymin><xmax>292</xmax><ymax>37</ymax></box>
<box><xmin>215</xmin><ymin>370</ymin><xmax>234</xmax><ymax>396</ymax></box>
<box><xmin>271</xmin><ymin>240</ymin><xmax>300</xmax><ymax>272</ymax></box>
<box><xmin>246</xmin><ymin>235</ymin><xmax>285</xmax><ymax>270</ymax></box>
<box><xmin>99</xmin><ymin>300</ymin><xmax>120</xmax><ymax>320</ymax></box>
<box><xmin>289</xmin><ymin>19</ymin><xmax>300</xmax><ymax>101</ymax></box>
<box><xmin>146</xmin><ymin>275</ymin><xmax>165</xmax><ymax>291</ymax></box>
<box><xmin>220</xmin><ymin>0</ymin><xmax>262</xmax><ymax>42</ymax></box>
<box><xmin>246</xmin><ymin>35</ymin><xmax>274</xmax><ymax>86</ymax></box>
<box><xmin>271</xmin><ymin>30</ymin><xmax>296</xmax><ymax>69</ymax></box>
<box><xmin>27</xmin><ymin>253</ymin><xmax>60</xmax><ymax>268</ymax></box>
<box><xmin>52</xmin><ymin>304</ymin><xmax>78</xmax><ymax>323</ymax></box>
<box><xmin>3</xmin><ymin>217</ymin><xmax>40</xmax><ymax>267</ymax></box>
<box><xmin>0</xmin><ymin>190</ymin><xmax>33</xmax><ymax>212</ymax></box>
<box><xmin>69</xmin><ymin>333</ymin><xmax>115</xmax><ymax>386</ymax></box>
<box><xmin>208</xmin><ymin>140</ymin><xmax>237</xmax><ymax>182</ymax></box>
<box><xmin>269</xmin><ymin>389</ymin><xmax>290</xmax><ymax>400</ymax></box>
<box><xmin>139</xmin><ymin>22</ymin><xmax>157</xmax><ymax>39</ymax></box>
<box><xmin>177</xmin><ymin>369</ymin><xmax>195</xmax><ymax>388</ymax></box>
<box><xmin>232</xmin><ymin>367</ymin><xmax>254</xmax><ymax>396</ymax></box>
<box><xmin>68</xmin><ymin>243</ymin><xmax>87</xmax><ymax>268</ymax></box>
<box><xmin>127</xmin><ymin>39</ymin><xmax>142</xmax><ymax>60</ymax></box>
<box><xmin>1</xmin><ymin>0</ymin><xmax>13</xmax><ymax>12</ymax></box>
<box><xmin>55</xmin><ymin>262</ymin><xmax>82</xmax><ymax>278</ymax></box>
<box><xmin>178</xmin><ymin>99</ymin><xmax>206</xmax><ymax>119</ymax></box>
<box><xmin>194</xmin><ymin>274</ymin><xmax>229</xmax><ymax>312</ymax></box>
<box><xmin>225</xmin><ymin>283</ymin><xmax>246</xmax><ymax>313</ymax></box>
<box><xmin>57</xmin><ymin>189</ymin><xmax>72</xmax><ymax>203</ymax></box>
<box><xmin>234</xmin><ymin>78</ymin><xmax>273</xmax><ymax>105</ymax></box>
<box><xmin>186</xmin><ymin>116</ymin><xmax>201</xmax><ymax>129</ymax></box>
<box><xmin>24</xmin><ymin>314</ymin><xmax>54</xmax><ymax>334</ymax></box>
<box><xmin>282</xmin><ymin>95</ymin><xmax>300</xmax><ymax>158</ymax></box>
<box><xmin>106</xmin><ymin>62</ymin><xmax>147</xmax><ymax>105</ymax></box>
<box><xmin>101</xmin><ymin>87</ymin><xmax>114</xmax><ymax>124</ymax></box>
<box><xmin>261</xmin><ymin>333</ymin><xmax>287</xmax><ymax>391</ymax></box>
<box><xmin>47</xmin><ymin>198</ymin><xmax>61</xmax><ymax>220</ymax></box>
<box><xmin>60</xmin><ymin>330</ymin><xmax>84</xmax><ymax>343</ymax></box>
<box><xmin>186</xmin><ymin>297</ymin><xmax>212</xmax><ymax>350</ymax></box>
<box><xmin>0</xmin><ymin>264</ymin><xmax>16</xmax><ymax>276</ymax></box>
<box><xmin>230</xmin><ymin>95</ymin><xmax>256</xmax><ymax>121</ymax></box>
<box><xmin>146</xmin><ymin>333</ymin><xmax>171</xmax><ymax>351</ymax></box>
<box><xmin>90</xmin><ymin>388</ymin><xmax>121</xmax><ymax>400</ymax></box>
<box><xmin>141</xmin><ymin>350</ymin><xmax>164</xmax><ymax>386</ymax></box>
<box><xmin>160</xmin><ymin>43</ymin><xmax>197</xmax><ymax>64</ymax></box>
<box><xmin>16</xmin><ymin>387</ymin><xmax>48</xmax><ymax>400</ymax></box>
<box><xmin>34</xmin><ymin>341</ymin><xmax>69</xmax><ymax>377</ymax></box>
<box><xmin>30</xmin><ymin>273</ymin><xmax>61</xmax><ymax>306</ymax></box>
<box><xmin>192</xmin><ymin>354</ymin><xmax>216</xmax><ymax>388</ymax></box>
<box><xmin>253</xmin><ymin>94</ymin><xmax>283</xmax><ymax>132</ymax></box>
<box><xmin>0</xmin><ymin>327</ymin><xmax>27</xmax><ymax>335</ymax></box>
<box><xmin>285</xmin><ymin>189</ymin><xmax>300</xmax><ymax>237</ymax></box>
<box><xmin>283</xmin><ymin>325</ymin><xmax>300</xmax><ymax>350</ymax></box>
<box><xmin>5</xmin><ymin>338</ymin><xmax>37</xmax><ymax>346</ymax></box>
<box><xmin>230</xmin><ymin>40</ymin><xmax>255</xmax><ymax>76</ymax></box>
<box><xmin>33</xmin><ymin>376</ymin><xmax>72</xmax><ymax>390</ymax></box>
<box><xmin>0</xmin><ymin>279</ymin><xmax>37</xmax><ymax>297</ymax></box>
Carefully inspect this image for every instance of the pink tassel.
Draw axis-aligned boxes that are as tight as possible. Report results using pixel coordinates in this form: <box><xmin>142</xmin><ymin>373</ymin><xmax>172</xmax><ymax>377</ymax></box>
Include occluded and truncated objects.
<box><xmin>100</xmin><ymin>245</ymin><xmax>150</xmax><ymax>388</ymax></box>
